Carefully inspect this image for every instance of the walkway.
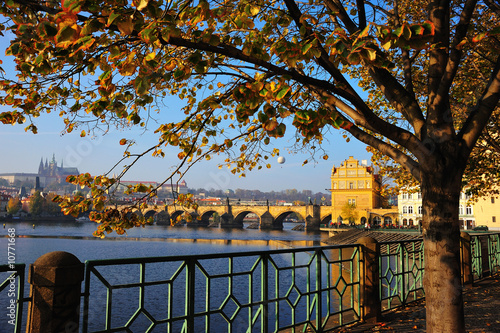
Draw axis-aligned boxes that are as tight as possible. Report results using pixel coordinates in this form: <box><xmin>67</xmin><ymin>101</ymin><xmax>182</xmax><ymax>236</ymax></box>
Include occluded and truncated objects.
<box><xmin>335</xmin><ymin>274</ymin><xmax>500</xmax><ymax>332</ymax></box>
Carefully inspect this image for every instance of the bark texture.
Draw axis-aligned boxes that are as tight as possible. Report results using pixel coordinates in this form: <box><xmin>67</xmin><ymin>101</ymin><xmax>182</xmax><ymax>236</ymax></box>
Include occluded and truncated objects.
<box><xmin>421</xmin><ymin>167</ymin><xmax>465</xmax><ymax>333</ymax></box>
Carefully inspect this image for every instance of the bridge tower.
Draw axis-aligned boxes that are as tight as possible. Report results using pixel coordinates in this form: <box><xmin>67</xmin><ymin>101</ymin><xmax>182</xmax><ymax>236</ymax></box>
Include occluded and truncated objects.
<box><xmin>220</xmin><ymin>197</ymin><xmax>243</xmax><ymax>228</ymax></box>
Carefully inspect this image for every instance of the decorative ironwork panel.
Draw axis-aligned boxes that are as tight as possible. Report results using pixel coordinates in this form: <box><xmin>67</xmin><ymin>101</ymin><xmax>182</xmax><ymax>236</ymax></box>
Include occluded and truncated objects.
<box><xmin>379</xmin><ymin>240</ymin><xmax>424</xmax><ymax>312</ymax></box>
<box><xmin>471</xmin><ymin>236</ymin><xmax>483</xmax><ymax>280</ymax></box>
<box><xmin>487</xmin><ymin>234</ymin><xmax>500</xmax><ymax>275</ymax></box>
<box><xmin>82</xmin><ymin>245</ymin><xmax>362</xmax><ymax>332</ymax></box>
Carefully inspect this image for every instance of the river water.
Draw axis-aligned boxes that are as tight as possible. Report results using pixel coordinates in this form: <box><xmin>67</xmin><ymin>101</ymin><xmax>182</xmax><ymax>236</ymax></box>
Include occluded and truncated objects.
<box><xmin>0</xmin><ymin>221</ymin><xmax>328</xmax><ymax>264</ymax></box>
<box><xmin>1</xmin><ymin>221</ymin><xmax>330</xmax><ymax>332</ymax></box>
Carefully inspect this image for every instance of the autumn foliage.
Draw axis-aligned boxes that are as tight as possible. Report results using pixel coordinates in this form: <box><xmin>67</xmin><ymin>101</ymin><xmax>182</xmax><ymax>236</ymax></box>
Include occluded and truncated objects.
<box><xmin>0</xmin><ymin>2</ymin><xmax>499</xmax><ymax>330</ymax></box>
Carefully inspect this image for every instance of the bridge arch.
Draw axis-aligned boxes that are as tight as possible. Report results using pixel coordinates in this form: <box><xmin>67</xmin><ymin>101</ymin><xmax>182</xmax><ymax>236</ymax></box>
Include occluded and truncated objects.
<box><xmin>200</xmin><ymin>210</ymin><xmax>220</xmax><ymax>225</ymax></box>
<box><xmin>321</xmin><ymin>214</ymin><xmax>332</xmax><ymax>226</ymax></box>
<box><xmin>144</xmin><ymin>210</ymin><xmax>156</xmax><ymax>219</ymax></box>
<box><xmin>233</xmin><ymin>210</ymin><xmax>260</xmax><ymax>225</ymax></box>
<box><xmin>170</xmin><ymin>210</ymin><xmax>186</xmax><ymax>224</ymax></box>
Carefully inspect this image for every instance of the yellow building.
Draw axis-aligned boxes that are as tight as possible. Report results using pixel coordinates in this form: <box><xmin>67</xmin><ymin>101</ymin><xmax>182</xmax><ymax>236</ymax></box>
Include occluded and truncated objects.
<box><xmin>473</xmin><ymin>195</ymin><xmax>500</xmax><ymax>231</ymax></box>
<box><xmin>330</xmin><ymin>156</ymin><xmax>397</xmax><ymax>226</ymax></box>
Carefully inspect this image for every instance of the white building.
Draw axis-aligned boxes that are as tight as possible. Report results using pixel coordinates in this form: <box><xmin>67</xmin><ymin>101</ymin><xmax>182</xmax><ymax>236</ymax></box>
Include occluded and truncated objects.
<box><xmin>398</xmin><ymin>190</ymin><xmax>475</xmax><ymax>229</ymax></box>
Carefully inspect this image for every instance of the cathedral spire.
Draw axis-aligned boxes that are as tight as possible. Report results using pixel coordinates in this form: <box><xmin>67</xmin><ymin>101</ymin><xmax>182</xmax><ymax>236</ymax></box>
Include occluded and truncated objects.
<box><xmin>38</xmin><ymin>157</ymin><xmax>44</xmax><ymax>174</ymax></box>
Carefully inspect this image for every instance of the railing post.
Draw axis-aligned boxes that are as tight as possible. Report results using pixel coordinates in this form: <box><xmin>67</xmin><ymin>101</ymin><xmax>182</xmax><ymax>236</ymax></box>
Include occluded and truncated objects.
<box><xmin>357</xmin><ymin>237</ymin><xmax>381</xmax><ymax>323</ymax></box>
<box><xmin>460</xmin><ymin>232</ymin><xmax>473</xmax><ymax>285</ymax></box>
<box><xmin>479</xmin><ymin>235</ymin><xmax>491</xmax><ymax>277</ymax></box>
<box><xmin>26</xmin><ymin>251</ymin><xmax>84</xmax><ymax>333</ymax></box>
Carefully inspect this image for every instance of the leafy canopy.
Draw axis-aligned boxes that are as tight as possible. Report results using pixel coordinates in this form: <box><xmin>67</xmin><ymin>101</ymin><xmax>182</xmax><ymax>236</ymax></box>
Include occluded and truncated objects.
<box><xmin>0</xmin><ymin>0</ymin><xmax>499</xmax><ymax>237</ymax></box>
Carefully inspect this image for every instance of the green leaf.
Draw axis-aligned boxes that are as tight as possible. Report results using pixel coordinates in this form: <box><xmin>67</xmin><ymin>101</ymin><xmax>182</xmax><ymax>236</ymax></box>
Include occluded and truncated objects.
<box><xmin>173</xmin><ymin>69</ymin><xmax>184</xmax><ymax>80</ymax></box>
<box><xmin>107</xmin><ymin>12</ymin><xmax>121</xmax><ymax>27</ymax></box>
<box><xmin>39</xmin><ymin>21</ymin><xmax>58</xmax><ymax>38</ymax></box>
<box><xmin>358</xmin><ymin>25</ymin><xmax>370</xmax><ymax>38</ymax></box>
<box><xmin>62</xmin><ymin>0</ymin><xmax>84</xmax><ymax>14</ymax></box>
<box><xmin>134</xmin><ymin>77</ymin><xmax>148</xmax><ymax>95</ymax></box>
<box><xmin>347</xmin><ymin>52</ymin><xmax>361</xmax><ymax>65</ymax></box>
<box><xmin>55</xmin><ymin>25</ymin><xmax>78</xmax><ymax>47</ymax></box>
<box><xmin>402</xmin><ymin>24</ymin><xmax>412</xmax><ymax>40</ymax></box>
<box><xmin>301</xmin><ymin>42</ymin><xmax>313</xmax><ymax>55</ymax></box>
<box><xmin>276</xmin><ymin>86</ymin><xmax>290</xmax><ymax>101</ymax></box>
<box><xmin>98</xmin><ymin>70</ymin><xmax>112</xmax><ymax>81</ymax></box>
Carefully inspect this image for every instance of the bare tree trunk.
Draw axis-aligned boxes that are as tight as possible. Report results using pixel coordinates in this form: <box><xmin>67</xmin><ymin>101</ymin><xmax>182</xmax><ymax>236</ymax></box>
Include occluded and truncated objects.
<box><xmin>421</xmin><ymin>171</ymin><xmax>465</xmax><ymax>333</ymax></box>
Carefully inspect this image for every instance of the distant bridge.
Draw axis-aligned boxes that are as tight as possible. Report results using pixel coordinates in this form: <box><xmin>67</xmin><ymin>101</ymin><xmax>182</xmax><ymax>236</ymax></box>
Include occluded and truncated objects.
<box><xmin>136</xmin><ymin>201</ymin><xmax>334</xmax><ymax>231</ymax></box>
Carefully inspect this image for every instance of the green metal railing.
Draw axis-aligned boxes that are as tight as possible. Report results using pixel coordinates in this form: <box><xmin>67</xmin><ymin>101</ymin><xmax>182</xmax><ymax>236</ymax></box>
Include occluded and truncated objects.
<box><xmin>0</xmin><ymin>263</ymin><xmax>26</xmax><ymax>333</ymax></box>
<box><xmin>82</xmin><ymin>245</ymin><xmax>362</xmax><ymax>332</ymax></box>
<box><xmin>471</xmin><ymin>235</ymin><xmax>484</xmax><ymax>279</ymax></box>
<box><xmin>487</xmin><ymin>233</ymin><xmax>500</xmax><ymax>275</ymax></box>
<box><xmin>471</xmin><ymin>233</ymin><xmax>500</xmax><ymax>279</ymax></box>
<box><xmin>379</xmin><ymin>240</ymin><xmax>425</xmax><ymax>312</ymax></box>
<box><xmin>2</xmin><ymin>232</ymin><xmax>500</xmax><ymax>332</ymax></box>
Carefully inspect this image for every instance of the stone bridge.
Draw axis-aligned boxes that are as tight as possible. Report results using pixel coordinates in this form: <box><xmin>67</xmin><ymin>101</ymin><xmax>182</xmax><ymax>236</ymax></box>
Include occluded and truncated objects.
<box><xmin>139</xmin><ymin>202</ymin><xmax>334</xmax><ymax>231</ymax></box>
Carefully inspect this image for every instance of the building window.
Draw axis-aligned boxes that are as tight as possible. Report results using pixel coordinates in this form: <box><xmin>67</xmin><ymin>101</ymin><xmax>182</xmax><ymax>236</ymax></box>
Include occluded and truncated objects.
<box><xmin>466</xmin><ymin>206</ymin><xmax>473</xmax><ymax>215</ymax></box>
<box><xmin>348</xmin><ymin>199</ymin><xmax>356</xmax><ymax>205</ymax></box>
<box><xmin>349</xmin><ymin>182</ymin><xmax>354</xmax><ymax>189</ymax></box>
<box><xmin>418</xmin><ymin>192</ymin><xmax>422</xmax><ymax>199</ymax></box>
<box><xmin>403</xmin><ymin>206</ymin><xmax>407</xmax><ymax>214</ymax></box>
<box><xmin>493</xmin><ymin>216</ymin><xmax>496</xmax><ymax>223</ymax></box>
<box><xmin>492</xmin><ymin>197</ymin><xmax>495</xmax><ymax>204</ymax></box>
<box><xmin>418</xmin><ymin>206</ymin><xmax>422</xmax><ymax>214</ymax></box>
<box><xmin>459</xmin><ymin>205</ymin><xmax>464</xmax><ymax>215</ymax></box>
<box><xmin>408</xmin><ymin>206</ymin><xmax>414</xmax><ymax>214</ymax></box>
<box><xmin>402</xmin><ymin>193</ymin><xmax>408</xmax><ymax>200</ymax></box>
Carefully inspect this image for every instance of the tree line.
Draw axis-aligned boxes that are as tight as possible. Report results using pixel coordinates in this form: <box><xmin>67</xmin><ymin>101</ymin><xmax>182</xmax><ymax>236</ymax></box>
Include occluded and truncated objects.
<box><xmin>189</xmin><ymin>188</ymin><xmax>329</xmax><ymax>205</ymax></box>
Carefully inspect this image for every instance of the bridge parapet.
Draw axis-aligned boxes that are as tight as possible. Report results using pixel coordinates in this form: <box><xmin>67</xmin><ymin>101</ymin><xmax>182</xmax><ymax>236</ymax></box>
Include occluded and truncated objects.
<box><xmin>123</xmin><ymin>203</ymin><xmax>334</xmax><ymax>230</ymax></box>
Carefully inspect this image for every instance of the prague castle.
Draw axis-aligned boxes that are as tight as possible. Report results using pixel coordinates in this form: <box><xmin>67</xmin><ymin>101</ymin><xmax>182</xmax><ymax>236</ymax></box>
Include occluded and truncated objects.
<box><xmin>0</xmin><ymin>154</ymin><xmax>79</xmax><ymax>188</ymax></box>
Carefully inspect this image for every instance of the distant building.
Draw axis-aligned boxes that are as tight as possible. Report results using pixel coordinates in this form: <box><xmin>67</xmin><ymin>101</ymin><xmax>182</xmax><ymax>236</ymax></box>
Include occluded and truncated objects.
<box><xmin>329</xmin><ymin>156</ymin><xmax>398</xmax><ymax>226</ymax></box>
<box><xmin>158</xmin><ymin>180</ymin><xmax>188</xmax><ymax>195</ymax></box>
<box><xmin>472</xmin><ymin>193</ymin><xmax>500</xmax><ymax>231</ymax></box>
<box><xmin>398</xmin><ymin>190</ymin><xmax>475</xmax><ymax>229</ymax></box>
<box><xmin>0</xmin><ymin>154</ymin><xmax>79</xmax><ymax>187</ymax></box>
<box><xmin>0</xmin><ymin>193</ymin><xmax>11</xmax><ymax>217</ymax></box>
<box><xmin>112</xmin><ymin>180</ymin><xmax>189</xmax><ymax>199</ymax></box>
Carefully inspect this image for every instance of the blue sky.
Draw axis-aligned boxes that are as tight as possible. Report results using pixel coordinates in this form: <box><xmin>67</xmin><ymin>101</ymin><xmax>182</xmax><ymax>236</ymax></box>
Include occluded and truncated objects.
<box><xmin>0</xmin><ymin>35</ymin><xmax>371</xmax><ymax>194</ymax></box>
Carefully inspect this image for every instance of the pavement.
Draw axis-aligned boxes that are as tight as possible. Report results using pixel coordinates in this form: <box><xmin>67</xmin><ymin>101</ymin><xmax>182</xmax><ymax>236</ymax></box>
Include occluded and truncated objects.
<box><xmin>334</xmin><ymin>274</ymin><xmax>500</xmax><ymax>332</ymax></box>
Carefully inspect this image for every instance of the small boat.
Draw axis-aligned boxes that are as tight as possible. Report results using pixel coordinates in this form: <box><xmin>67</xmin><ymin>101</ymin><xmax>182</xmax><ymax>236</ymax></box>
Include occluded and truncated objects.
<box><xmin>76</xmin><ymin>216</ymin><xmax>92</xmax><ymax>222</ymax></box>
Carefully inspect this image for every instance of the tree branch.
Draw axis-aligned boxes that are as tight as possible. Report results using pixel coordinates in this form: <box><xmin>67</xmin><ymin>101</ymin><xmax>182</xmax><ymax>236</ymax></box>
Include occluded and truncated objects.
<box><xmin>427</xmin><ymin>0</ymin><xmax>451</xmax><ymax>118</ymax></box>
<box><xmin>460</xmin><ymin>55</ymin><xmax>500</xmax><ymax>151</ymax></box>
<box><xmin>436</xmin><ymin>0</ymin><xmax>477</xmax><ymax>108</ymax></box>
<box><xmin>344</xmin><ymin>123</ymin><xmax>421</xmax><ymax>181</ymax></box>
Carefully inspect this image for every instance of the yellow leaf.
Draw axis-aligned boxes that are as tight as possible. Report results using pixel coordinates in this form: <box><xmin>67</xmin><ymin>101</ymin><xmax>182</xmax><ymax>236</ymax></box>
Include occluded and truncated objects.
<box><xmin>133</xmin><ymin>0</ymin><xmax>149</xmax><ymax>11</ymax></box>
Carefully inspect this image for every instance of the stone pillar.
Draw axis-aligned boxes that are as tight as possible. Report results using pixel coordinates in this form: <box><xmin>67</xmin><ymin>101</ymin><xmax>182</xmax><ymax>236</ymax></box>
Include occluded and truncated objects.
<box><xmin>261</xmin><ymin>211</ymin><xmax>281</xmax><ymax>230</ymax></box>
<box><xmin>220</xmin><ymin>212</ymin><xmax>242</xmax><ymax>228</ymax></box>
<box><xmin>155</xmin><ymin>211</ymin><xmax>171</xmax><ymax>225</ymax></box>
<box><xmin>26</xmin><ymin>251</ymin><xmax>84</xmax><ymax>333</ymax></box>
<box><xmin>460</xmin><ymin>232</ymin><xmax>473</xmax><ymax>285</ymax></box>
<box><xmin>186</xmin><ymin>211</ymin><xmax>208</xmax><ymax>227</ymax></box>
<box><xmin>305</xmin><ymin>204</ymin><xmax>321</xmax><ymax>231</ymax></box>
<box><xmin>357</xmin><ymin>236</ymin><xmax>381</xmax><ymax>323</ymax></box>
